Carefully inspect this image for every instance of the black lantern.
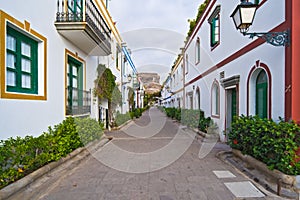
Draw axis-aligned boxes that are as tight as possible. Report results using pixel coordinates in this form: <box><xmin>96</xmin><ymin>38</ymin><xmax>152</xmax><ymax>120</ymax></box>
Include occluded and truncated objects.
<box><xmin>231</xmin><ymin>0</ymin><xmax>290</xmax><ymax>46</ymax></box>
<box><xmin>231</xmin><ymin>0</ymin><xmax>257</xmax><ymax>34</ymax></box>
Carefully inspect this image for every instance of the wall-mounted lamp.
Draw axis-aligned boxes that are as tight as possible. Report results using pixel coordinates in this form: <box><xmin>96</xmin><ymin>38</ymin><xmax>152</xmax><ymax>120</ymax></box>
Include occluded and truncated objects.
<box><xmin>231</xmin><ymin>0</ymin><xmax>290</xmax><ymax>46</ymax></box>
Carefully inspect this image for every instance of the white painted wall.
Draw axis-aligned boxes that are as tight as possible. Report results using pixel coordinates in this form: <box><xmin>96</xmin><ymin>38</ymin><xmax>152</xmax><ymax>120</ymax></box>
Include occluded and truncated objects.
<box><xmin>0</xmin><ymin>0</ymin><xmax>121</xmax><ymax>139</ymax></box>
<box><xmin>162</xmin><ymin>0</ymin><xmax>287</xmax><ymax>141</ymax></box>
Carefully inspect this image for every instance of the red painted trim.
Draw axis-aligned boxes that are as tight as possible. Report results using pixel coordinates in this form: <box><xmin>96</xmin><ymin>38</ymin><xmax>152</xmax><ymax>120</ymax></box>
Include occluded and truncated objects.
<box><xmin>185</xmin><ymin>22</ymin><xmax>287</xmax><ymax>87</ymax></box>
<box><xmin>284</xmin><ymin>0</ymin><xmax>292</xmax><ymax>121</ymax></box>
<box><xmin>289</xmin><ymin>0</ymin><xmax>300</xmax><ymax>123</ymax></box>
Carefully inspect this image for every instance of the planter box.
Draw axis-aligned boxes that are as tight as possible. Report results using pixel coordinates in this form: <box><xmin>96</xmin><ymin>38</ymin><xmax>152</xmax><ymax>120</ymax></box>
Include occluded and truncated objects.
<box><xmin>232</xmin><ymin>149</ymin><xmax>298</xmax><ymax>192</ymax></box>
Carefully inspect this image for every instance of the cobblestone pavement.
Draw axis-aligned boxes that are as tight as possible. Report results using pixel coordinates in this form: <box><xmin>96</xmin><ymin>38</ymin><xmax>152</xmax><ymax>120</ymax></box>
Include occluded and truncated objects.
<box><xmin>9</xmin><ymin>108</ymin><xmax>285</xmax><ymax>200</ymax></box>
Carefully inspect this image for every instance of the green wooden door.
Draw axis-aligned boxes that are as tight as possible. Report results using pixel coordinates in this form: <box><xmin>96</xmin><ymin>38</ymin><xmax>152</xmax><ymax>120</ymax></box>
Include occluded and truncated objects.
<box><xmin>231</xmin><ymin>89</ymin><xmax>237</xmax><ymax>120</ymax></box>
<box><xmin>256</xmin><ymin>71</ymin><xmax>268</xmax><ymax>118</ymax></box>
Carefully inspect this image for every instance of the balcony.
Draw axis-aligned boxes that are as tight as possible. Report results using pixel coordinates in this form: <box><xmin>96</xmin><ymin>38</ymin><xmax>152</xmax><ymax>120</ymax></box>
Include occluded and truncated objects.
<box><xmin>55</xmin><ymin>0</ymin><xmax>111</xmax><ymax>56</ymax></box>
<box><xmin>66</xmin><ymin>87</ymin><xmax>91</xmax><ymax>116</ymax></box>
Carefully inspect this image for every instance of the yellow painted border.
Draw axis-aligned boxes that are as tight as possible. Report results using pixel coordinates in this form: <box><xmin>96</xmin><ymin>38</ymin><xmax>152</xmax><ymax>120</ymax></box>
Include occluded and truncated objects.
<box><xmin>64</xmin><ymin>49</ymin><xmax>86</xmax><ymax>116</ymax></box>
<box><xmin>0</xmin><ymin>10</ymin><xmax>47</xmax><ymax>100</ymax></box>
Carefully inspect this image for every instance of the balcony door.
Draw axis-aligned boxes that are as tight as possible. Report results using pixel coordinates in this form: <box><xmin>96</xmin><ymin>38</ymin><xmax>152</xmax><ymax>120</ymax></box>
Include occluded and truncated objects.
<box><xmin>67</xmin><ymin>56</ymin><xmax>83</xmax><ymax>115</ymax></box>
<box><xmin>67</xmin><ymin>0</ymin><xmax>83</xmax><ymax>21</ymax></box>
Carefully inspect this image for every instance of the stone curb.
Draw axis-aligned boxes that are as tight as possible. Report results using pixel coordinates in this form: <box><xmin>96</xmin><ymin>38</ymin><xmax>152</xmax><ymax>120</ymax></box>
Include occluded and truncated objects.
<box><xmin>111</xmin><ymin>119</ymin><xmax>133</xmax><ymax>131</ymax></box>
<box><xmin>232</xmin><ymin>149</ymin><xmax>295</xmax><ymax>188</ymax></box>
<box><xmin>216</xmin><ymin>150</ymin><xmax>298</xmax><ymax>199</ymax></box>
<box><xmin>0</xmin><ymin>137</ymin><xmax>110</xmax><ymax>200</ymax></box>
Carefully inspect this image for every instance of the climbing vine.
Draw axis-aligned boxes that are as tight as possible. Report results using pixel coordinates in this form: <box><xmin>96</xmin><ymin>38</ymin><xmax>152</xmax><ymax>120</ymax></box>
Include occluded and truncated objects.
<box><xmin>94</xmin><ymin>64</ymin><xmax>122</xmax><ymax>125</ymax></box>
<box><xmin>94</xmin><ymin>64</ymin><xmax>116</xmax><ymax>101</ymax></box>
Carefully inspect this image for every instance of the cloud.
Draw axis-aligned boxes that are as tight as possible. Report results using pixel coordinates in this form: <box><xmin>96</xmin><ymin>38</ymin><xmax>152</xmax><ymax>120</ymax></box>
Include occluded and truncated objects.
<box><xmin>109</xmin><ymin>0</ymin><xmax>200</xmax><ymax>83</ymax></box>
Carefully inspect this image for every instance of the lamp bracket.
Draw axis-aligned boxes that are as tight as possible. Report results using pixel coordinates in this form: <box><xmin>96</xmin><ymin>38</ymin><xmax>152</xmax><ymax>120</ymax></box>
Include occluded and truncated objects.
<box><xmin>243</xmin><ymin>30</ymin><xmax>290</xmax><ymax>47</ymax></box>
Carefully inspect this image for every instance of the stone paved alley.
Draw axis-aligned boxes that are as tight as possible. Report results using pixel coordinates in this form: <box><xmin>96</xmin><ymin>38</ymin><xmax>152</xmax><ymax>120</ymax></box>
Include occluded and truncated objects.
<box><xmin>8</xmin><ymin>108</ymin><xmax>285</xmax><ymax>200</ymax></box>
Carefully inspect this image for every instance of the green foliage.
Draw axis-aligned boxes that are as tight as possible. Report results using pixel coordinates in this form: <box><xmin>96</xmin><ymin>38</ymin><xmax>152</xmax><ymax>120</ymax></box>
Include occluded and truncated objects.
<box><xmin>228</xmin><ymin>115</ymin><xmax>300</xmax><ymax>175</ymax></box>
<box><xmin>114</xmin><ymin>112</ymin><xmax>131</xmax><ymax>127</ymax></box>
<box><xmin>144</xmin><ymin>92</ymin><xmax>161</xmax><ymax>106</ymax></box>
<box><xmin>111</xmin><ymin>87</ymin><xmax>122</xmax><ymax>108</ymax></box>
<box><xmin>94</xmin><ymin>64</ymin><xmax>117</xmax><ymax>103</ymax></box>
<box><xmin>128</xmin><ymin>87</ymin><xmax>135</xmax><ymax>109</ymax></box>
<box><xmin>0</xmin><ymin>117</ymin><xmax>103</xmax><ymax>189</ymax></box>
<box><xmin>164</xmin><ymin>107</ymin><xmax>211</xmax><ymax>132</ymax></box>
<box><xmin>75</xmin><ymin>117</ymin><xmax>103</xmax><ymax>146</ymax></box>
<box><xmin>187</xmin><ymin>0</ymin><xmax>209</xmax><ymax>38</ymax></box>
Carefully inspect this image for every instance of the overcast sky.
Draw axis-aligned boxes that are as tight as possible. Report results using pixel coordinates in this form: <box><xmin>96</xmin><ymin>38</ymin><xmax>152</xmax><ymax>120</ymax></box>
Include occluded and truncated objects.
<box><xmin>108</xmin><ymin>0</ymin><xmax>201</xmax><ymax>83</ymax></box>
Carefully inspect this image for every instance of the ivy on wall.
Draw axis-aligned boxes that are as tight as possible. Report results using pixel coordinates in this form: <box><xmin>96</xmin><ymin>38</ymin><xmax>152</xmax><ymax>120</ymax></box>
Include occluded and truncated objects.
<box><xmin>94</xmin><ymin>64</ymin><xmax>122</xmax><ymax>124</ymax></box>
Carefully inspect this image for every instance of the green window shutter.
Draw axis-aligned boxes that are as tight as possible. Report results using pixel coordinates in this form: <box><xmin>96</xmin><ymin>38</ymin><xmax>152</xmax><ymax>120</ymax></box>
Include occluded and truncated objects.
<box><xmin>211</xmin><ymin>18</ymin><xmax>216</xmax><ymax>46</ymax></box>
<box><xmin>6</xmin><ymin>26</ymin><xmax>38</xmax><ymax>94</ymax></box>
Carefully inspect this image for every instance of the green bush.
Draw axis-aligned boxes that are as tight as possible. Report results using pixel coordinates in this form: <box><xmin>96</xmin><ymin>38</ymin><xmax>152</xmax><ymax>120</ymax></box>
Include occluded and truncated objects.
<box><xmin>228</xmin><ymin>115</ymin><xmax>300</xmax><ymax>175</ymax></box>
<box><xmin>114</xmin><ymin>112</ymin><xmax>131</xmax><ymax>127</ymax></box>
<box><xmin>75</xmin><ymin>117</ymin><xmax>103</xmax><ymax>146</ymax></box>
<box><xmin>0</xmin><ymin>117</ymin><xmax>103</xmax><ymax>189</ymax></box>
<box><xmin>129</xmin><ymin>107</ymin><xmax>148</xmax><ymax>119</ymax></box>
<box><xmin>163</xmin><ymin>107</ymin><xmax>211</xmax><ymax>132</ymax></box>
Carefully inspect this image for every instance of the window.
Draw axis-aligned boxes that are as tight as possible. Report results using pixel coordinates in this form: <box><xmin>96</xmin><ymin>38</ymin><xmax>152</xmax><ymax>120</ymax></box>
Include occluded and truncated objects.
<box><xmin>6</xmin><ymin>26</ymin><xmax>38</xmax><ymax>94</ymax></box>
<box><xmin>66</xmin><ymin>52</ymin><xmax>90</xmax><ymax>115</ymax></box>
<box><xmin>1</xmin><ymin>10</ymin><xmax>47</xmax><ymax>100</ymax></box>
<box><xmin>212</xmin><ymin>81</ymin><xmax>220</xmax><ymax>116</ymax></box>
<box><xmin>196</xmin><ymin>37</ymin><xmax>200</xmax><ymax>64</ymax></box>
<box><xmin>185</xmin><ymin>54</ymin><xmax>189</xmax><ymax>74</ymax></box>
<box><xmin>248</xmin><ymin>0</ymin><xmax>260</xmax><ymax>5</ymax></box>
<box><xmin>208</xmin><ymin>5</ymin><xmax>221</xmax><ymax>48</ymax></box>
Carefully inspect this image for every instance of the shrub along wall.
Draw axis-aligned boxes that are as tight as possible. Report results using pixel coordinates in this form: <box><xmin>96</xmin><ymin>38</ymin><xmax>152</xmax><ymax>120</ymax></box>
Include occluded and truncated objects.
<box><xmin>114</xmin><ymin>106</ymin><xmax>150</xmax><ymax>128</ymax></box>
<box><xmin>0</xmin><ymin>117</ymin><xmax>103</xmax><ymax>189</ymax></box>
<box><xmin>163</xmin><ymin>107</ymin><xmax>211</xmax><ymax>132</ymax></box>
<box><xmin>228</xmin><ymin>115</ymin><xmax>300</xmax><ymax>175</ymax></box>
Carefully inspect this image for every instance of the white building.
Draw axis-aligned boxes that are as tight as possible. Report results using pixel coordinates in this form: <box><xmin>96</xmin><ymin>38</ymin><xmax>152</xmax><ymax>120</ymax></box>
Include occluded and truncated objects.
<box><xmin>161</xmin><ymin>0</ymin><xmax>300</xmax><ymax>141</ymax></box>
<box><xmin>0</xmin><ymin>0</ymin><xmax>134</xmax><ymax>139</ymax></box>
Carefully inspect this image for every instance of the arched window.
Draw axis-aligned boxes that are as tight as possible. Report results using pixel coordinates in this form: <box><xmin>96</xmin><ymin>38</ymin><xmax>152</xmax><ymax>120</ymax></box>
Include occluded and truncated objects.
<box><xmin>256</xmin><ymin>70</ymin><xmax>268</xmax><ymax>118</ymax></box>
<box><xmin>212</xmin><ymin>81</ymin><xmax>220</xmax><ymax>116</ymax></box>
<box><xmin>196</xmin><ymin>37</ymin><xmax>200</xmax><ymax>64</ymax></box>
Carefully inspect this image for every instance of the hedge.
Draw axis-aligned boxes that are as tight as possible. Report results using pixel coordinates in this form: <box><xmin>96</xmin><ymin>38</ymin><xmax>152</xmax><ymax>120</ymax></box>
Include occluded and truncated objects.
<box><xmin>164</xmin><ymin>107</ymin><xmax>211</xmax><ymax>132</ymax></box>
<box><xmin>0</xmin><ymin>117</ymin><xmax>103</xmax><ymax>189</ymax></box>
<box><xmin>228</xmin><ymin>115</ymin><xmax>300</xmax><ymax>175</ymax></box>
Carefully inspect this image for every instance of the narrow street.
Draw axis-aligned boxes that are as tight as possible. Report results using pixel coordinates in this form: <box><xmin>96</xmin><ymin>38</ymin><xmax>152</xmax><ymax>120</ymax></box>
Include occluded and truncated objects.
<box><xmin>9</xmin><ymin>108</ymin><xmax>282</xmax><ymax>200</ymax></box>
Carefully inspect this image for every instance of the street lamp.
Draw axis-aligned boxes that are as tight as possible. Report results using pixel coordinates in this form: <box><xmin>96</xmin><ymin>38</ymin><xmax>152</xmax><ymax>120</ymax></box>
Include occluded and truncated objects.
<box><xmin>231</xmin><ymin>0</ymin><xmax>290</xmax><ymax>46</ymax></box>
<box><xmin>122</xmin><ymin>74</ymin><xmax>132</xmax><ymax>85</ymax></box>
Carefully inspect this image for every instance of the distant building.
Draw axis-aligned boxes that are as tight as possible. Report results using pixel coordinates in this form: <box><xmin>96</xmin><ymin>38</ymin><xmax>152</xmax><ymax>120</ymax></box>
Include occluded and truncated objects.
<box><xmin>138</xmin><ymin>73</ymin><xmax>161</xmax><ymax>94</ymax></box>
<box><xmin>138</xmin><ymin>73</ymin><xmax>160</xmax><ymax>85</ymax></box>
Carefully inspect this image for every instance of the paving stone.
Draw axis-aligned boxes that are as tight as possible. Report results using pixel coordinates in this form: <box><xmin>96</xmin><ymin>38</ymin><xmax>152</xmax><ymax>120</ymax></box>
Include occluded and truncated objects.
<box><xmin>213</xmin><ymin>170</ymin><xmax>236</xmax><ymax>178</ymax></box>
<box><xmin>7</xmin><ymin>108</ymin><xmax>281</xmax><ymax>200</ymax></box>
<box><xmin>224</xmin><ymin>181</ymin><xmax>265</xmax><ymax>198</ymax></box>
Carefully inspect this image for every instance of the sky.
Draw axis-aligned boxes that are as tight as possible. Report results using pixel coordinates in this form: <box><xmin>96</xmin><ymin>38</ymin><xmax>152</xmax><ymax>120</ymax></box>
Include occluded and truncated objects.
<box><xmin>108</xmin><ymin>0</ymin><xmax>202</xmax><ymax>83</ymax></box>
